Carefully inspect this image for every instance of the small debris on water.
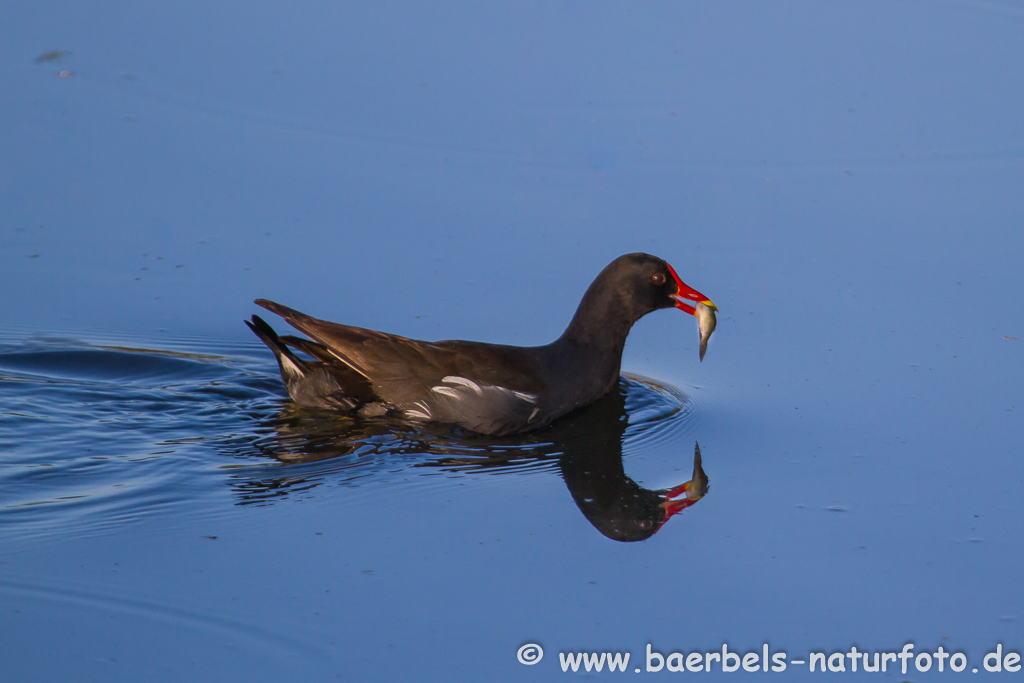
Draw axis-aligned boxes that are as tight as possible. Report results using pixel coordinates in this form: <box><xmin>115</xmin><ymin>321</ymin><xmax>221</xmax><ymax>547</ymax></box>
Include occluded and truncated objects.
<box><xmin>35</xmin><ymin>50</ymin><xmax>70</xmax><ymax>62</ymax></box>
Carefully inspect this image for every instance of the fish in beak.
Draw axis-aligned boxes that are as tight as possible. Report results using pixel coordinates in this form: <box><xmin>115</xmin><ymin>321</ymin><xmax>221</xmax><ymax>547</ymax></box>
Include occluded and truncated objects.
<box><xmin>666</xmin><ymin>263</ymin><xmax>718</xmax><ymax>361</ymax></box>
<box><xmin>695</xmin><ymin>302</ymin><xmax>717</xmax><ymax>362</ymax></box>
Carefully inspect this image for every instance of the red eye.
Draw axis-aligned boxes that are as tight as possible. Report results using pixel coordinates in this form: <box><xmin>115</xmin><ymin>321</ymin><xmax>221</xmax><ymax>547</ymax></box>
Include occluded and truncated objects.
<box><xmin>652</xmin><ymin>272</ymin><xmax>666</xmax><ymax>286</ymax></box>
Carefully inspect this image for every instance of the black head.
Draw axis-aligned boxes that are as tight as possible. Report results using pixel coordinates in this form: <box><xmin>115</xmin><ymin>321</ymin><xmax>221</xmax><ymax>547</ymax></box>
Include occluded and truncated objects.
<box><xmin>568</xmin><ymin>253</ymin><xmax>716</xmax><ymax>331</ymax></box>
<box><xmin>612</xmin><ymin>253</ymin><xmax>716</xmax><ymax>315</ymax></box>
<box><xmin>557</xmin><ymin>252</ymin><xmax>717</xmax><ymax>369</ymax></box>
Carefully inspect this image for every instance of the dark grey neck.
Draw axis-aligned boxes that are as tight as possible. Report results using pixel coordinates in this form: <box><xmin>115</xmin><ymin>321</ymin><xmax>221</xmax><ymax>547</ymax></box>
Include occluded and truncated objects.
<box><xmin>557</xmin><ymin>278</ymin><xmax>638</xmax><ymax>355</ymax></box>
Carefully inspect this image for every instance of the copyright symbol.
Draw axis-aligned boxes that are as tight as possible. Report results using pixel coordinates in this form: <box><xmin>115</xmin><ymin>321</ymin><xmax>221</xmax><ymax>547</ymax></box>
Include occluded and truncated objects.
<box><xmin>517</xmin><ymin>643</ymin><xmax>543</xmax><ymax>665</ymax></box>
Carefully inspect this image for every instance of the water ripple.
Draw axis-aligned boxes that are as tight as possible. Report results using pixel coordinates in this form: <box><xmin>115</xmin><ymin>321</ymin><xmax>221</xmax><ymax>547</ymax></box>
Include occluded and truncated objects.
<box><xmin>0</xmin><ymin>334</ymin><xmax>698</xmax><ymax>539</ymax></box>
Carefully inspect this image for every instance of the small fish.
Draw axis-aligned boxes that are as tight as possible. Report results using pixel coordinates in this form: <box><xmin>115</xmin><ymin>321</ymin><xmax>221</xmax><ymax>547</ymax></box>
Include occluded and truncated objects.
<box><xmin>695</xmin><ymin>301</ymin><xmax>716</xmax><ymax>362</ymax></box>
<box><xmin>688</xmin><ymin>441</ymin><xmax>709</xmax><ymax>499</ymax></box>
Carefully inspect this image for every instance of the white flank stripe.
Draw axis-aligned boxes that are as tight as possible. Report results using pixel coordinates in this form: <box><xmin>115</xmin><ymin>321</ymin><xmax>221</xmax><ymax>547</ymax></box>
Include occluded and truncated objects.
<box><xmin>431</xmin><ymin>385</ymin><xmax>460</xmax><ymax>399</ymax></box>
<box><xmin>441</xmin><ymin>376</ymin><xmax>483</xmax><ymax>394</ymax></box>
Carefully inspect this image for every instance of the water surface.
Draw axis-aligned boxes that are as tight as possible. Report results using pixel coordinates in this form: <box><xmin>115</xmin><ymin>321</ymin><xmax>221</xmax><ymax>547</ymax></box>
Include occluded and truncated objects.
<box><xmin>2</xmin><ymin>1</ymin><xmax>1023</xmax><ymax>680</ymax></box>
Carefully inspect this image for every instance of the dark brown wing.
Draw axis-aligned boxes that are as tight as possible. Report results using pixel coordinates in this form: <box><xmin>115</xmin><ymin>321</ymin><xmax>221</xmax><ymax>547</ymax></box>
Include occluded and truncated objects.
<box><xmin>255</xmin><ymin>299</ymin><xmax>549</xmax><ymax>433</ymax></box>
<box><xmin>255</xmin><ymin>299</ymin><xmax>464</xmax><ymax>392</ymax></box>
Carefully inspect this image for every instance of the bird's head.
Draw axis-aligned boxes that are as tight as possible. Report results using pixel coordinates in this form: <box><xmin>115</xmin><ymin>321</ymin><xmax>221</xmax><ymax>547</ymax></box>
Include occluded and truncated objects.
<box><xmin>612</xmin><ymin>253</ymin><xmax>717</xmax><ymax>317</ymax></box>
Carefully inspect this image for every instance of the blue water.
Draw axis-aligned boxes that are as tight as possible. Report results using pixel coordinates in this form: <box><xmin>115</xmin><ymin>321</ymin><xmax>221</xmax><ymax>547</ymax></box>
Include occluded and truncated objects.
<box><xmin>3</xmin><ymin>1</ymin><xmax>1023</xmax><ymax>680</ymax></box>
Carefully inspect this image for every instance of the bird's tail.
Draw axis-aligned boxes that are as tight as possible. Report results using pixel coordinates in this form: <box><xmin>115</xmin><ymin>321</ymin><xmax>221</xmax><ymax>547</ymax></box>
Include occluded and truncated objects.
<box><xmin>245</xmin><ymin>314</ymin><xmax>309</xmax><ymax>382</ymax></box>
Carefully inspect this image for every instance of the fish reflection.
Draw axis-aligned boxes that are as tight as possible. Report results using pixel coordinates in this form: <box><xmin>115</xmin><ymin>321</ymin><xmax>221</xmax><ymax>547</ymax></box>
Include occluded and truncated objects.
<box><xmin>563</xmin><ymin>441</ymin><xmax>707</xmax><ymax>542</ymax></box>
<box><xmin>224</xmin><ymin>377</ymin><xmax>709</xmax><ymax>542</ymax></box>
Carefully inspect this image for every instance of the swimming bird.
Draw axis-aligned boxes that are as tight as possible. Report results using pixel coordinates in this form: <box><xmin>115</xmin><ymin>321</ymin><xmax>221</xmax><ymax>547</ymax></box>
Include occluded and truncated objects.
<box><xmin>247</xmin><ymin>252</ymin><xmax>716</xmax><ymax>436</ymax></box>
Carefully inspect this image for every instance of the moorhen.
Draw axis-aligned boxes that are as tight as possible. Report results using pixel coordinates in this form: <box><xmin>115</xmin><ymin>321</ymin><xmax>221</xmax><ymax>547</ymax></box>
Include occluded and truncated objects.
<box><xmin>247</xmin><ymin>252</ymin><xmax>716</xmax><ymax>435</ymax></box>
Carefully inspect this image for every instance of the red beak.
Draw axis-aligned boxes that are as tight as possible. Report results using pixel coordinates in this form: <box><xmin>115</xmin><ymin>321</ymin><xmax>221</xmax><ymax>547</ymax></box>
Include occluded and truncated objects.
<box><xmin>655</xmin><ymin>442</ymin><xmax>710</xmax><ymax>531</ymax></box>
<box><xmin>655</xmin><ymin>481</ymin><xmax>704</xmax><ymax>531</ymax></box>
<box><xmin>666</xmin><ymin>263</ymin><xmax>717</xmax><ymax>315</ymax></box>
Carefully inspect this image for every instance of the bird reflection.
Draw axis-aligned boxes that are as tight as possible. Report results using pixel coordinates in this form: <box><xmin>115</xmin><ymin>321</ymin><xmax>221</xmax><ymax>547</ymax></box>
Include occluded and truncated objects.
<box><xmin>224</xmin><ymin>376</ymin><xmax>709</xmax><ymax>542</ymax></box>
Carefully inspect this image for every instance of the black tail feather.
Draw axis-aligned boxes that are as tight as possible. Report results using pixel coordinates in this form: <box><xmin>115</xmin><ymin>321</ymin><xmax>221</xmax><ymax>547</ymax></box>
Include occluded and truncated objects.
<box><xmin>246</xmin><ymin>313</ymin><xmax>377</xmax><ymax>409</ymax></box>
<box><xmin>246</xmin><ymin>315</ymin><xmax>305</xmax><ymax>370</ymax></box>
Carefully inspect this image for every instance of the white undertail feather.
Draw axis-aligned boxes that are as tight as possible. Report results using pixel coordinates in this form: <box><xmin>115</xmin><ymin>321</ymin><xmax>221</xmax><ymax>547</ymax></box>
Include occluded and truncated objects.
<box><xmin>279</xmin><ymin>354</ymin><xmax>305</xmax><ymax>380</ymax></box>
